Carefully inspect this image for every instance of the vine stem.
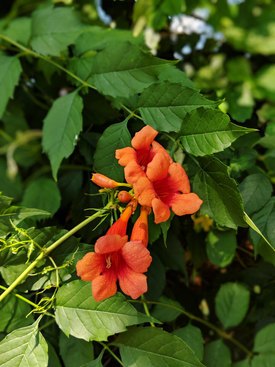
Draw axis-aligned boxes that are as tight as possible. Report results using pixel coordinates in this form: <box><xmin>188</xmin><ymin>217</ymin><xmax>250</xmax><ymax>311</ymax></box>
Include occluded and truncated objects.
<box><xmin>99</xmin><ymin>342</ymin><xmax>124</xmax><ymax>366</ymax></box>
<box><xmin>0</xmin><ymin>205</ymin><xmax>112</xmax><ymax>303</ymax></box>
<box><xmin>141</xmin><ymin>295</ymin><xmax>155</xmax><ymax>327</ymax></box>
<box><xmin>0</xmin><ymin>285</ymin><xmax>54</xmax><ymax>318</ymax></box>
<box><xmin>0</xmin><ymin>34</ymin><xmax>140</xmax><ymax>119</ymax></box>
<box><xmin>132</xmin><ymin>299</ymin><xmax>253</xmax><ymax>358</ymax></box>
<box><xmin>0</xmin><ymin>34</ymin><xmax>97</xmax><ymax>91</ymax></box>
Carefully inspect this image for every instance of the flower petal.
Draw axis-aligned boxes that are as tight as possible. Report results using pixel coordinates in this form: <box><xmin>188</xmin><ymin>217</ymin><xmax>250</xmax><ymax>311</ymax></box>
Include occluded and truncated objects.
<box><xmin>92</xmin><ymin>272</ymin><xmax>117</xmax><ymax>302</ymax></box>
<box><xmin>146</xmin><ymin>151</ymin><xmax>170</xmax><ymax>182</ymax></box>
<box><xmin>116</xmin><ymin>147</ymin><xmax>137</xmax><ymax>166</ymax></box>
<box><xmin>95</xmin><ymin>234</ymin><xmax>128</xmax><ymax>254</ymax></box>
<box><xmin>171</xmin><ymin>193</ymin><xmax>203</xmax><ymax>216</ymax></box>
<box><xmin>121</xmin><ymin>241</ymin><xmax>152</xmax><ymax>272</ymax></box>
<box><xmin>76</xmin><ymin>252</ymin><xmax>104</xmax><ymax>281</ymax></box>
<box><xmin>151</xmin><ymin>141</ymin><xmax>172</xmax><ymax>164</ymax></box>
<box><xmin>152</xmin><ymin>198</ymin><xmax>170</xmax><ymax>224</ymax></box>
<box><xmin>133</xmin><ymin>177</ymin><xmax>156</xmax><ymax>206</ymax></box>
<box><xmin>131</xmin><ymin>125</ymin><xmax>158</xmax><ymax>150</ymax></box>
<box><xmin>130</xmin><ymin>206</ymin><xmax>150</xmax><ymax>247</ymax></box>
<box><xmin>168</xmin><ymin>163</ymin><xmax>190</xmax><ymax>194</ymax></box>
<box><xmin>118</xmin><ymin>267</ymin><xmax>148</xmax><ymax>299</ymax></box>
<box><xmin>107</xmin><ymin>206</ymin><xmax>133</xmax><ymax>236</ymax></box>
<box><xmin>124</xmin><ymin>160</ymin><xmax>145</xmax><ymax>184</ymax></box>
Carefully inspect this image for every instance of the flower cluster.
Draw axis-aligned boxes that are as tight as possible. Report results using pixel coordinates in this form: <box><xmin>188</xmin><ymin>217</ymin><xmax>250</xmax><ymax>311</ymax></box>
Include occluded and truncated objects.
<box><xmin>116</xmin><ymin>125</ymin><xmax>203</xmax><ymax>223</ymax></box>
<box><xmin>76</xmin><ymin>125</ymin><xmax>203</xmax><ymax>302</ymax></box>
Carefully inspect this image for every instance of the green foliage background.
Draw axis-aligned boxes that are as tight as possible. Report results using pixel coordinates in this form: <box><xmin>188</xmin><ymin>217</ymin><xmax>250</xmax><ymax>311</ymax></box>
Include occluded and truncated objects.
<box><xmin>0</xmin><ymin>0</ymin><xmax>275</xmax><ymax>366</ymax></box>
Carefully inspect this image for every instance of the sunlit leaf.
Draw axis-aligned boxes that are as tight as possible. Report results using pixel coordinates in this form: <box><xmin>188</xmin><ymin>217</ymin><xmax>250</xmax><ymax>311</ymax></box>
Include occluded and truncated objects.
<box><xmin>0</xmin><ymin>319</ymin><xmax>48</xmax><ymax>367</ymax></box>
<box><xmin>55</xmin><ymin>280</ymin><xmax>153</xmax><ymax>341</ymax></box>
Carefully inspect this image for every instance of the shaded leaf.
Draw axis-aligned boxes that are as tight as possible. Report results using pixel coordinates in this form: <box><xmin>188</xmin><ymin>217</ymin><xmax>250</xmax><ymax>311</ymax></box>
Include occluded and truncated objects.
<box><xmin>114</xmin><ymin>327</ymin><xmax>204</xmax><ymax>367</ymax></box>
<box><xmin>152</xmin><ymin>296</ymin><xmax>182</xmax><ymax>322</ymax></box>
<box><xmin>206</xmin><ymin>230</ymin><xmax>237</xmax><ymax>267</ymax></box>
<box><xmin>254</xmin><ymin>323</ymin><xmax>275</xmax><ymax>354</ymax></box>
<box><xmin>203</xmin><ymin>340</ymin><xmax>231</xmax><ymax>367</ymax></box>
<box><xmin>173</xmin><ymin>325</ymin><xmax>204</xmax><ymax>361</ymax></box>
<box><xmin>192</xmin><ymin>156</ymin><xmax>246</xmax><ymax>229</ymax></box>
<box><xmin>59</xmin><ymin>333</ymin><xmax>94</xmax><ymax>367</ymax></box>
<box><xmin>42</xmin><ymin>91</ymin><xmax>83</xmax><ymax>180</ymax></box>
<box><xmin>239</xmin><ymin>174</ymin><xmax>273</xmax><ymax>216</ymax></box>
<box><xmin>22</xmin><ymin>178</ymin><xmax>61</xmax><ymax>217</ymax></box>
<box><xmin>93</xmin><ymin>120</ymin><xmax>131</xmax><ymax>182</ymax></box>
<box><xmin>215</xmin><ymin>282</ymin><xmax>250</xmax><ymax>329</ymax></box>
<box><xmin>250</xmin><ymin>199</ymin><xmax>275</xmax><ymax>257</ymax></box>
<box><xmin>0</xmin><ymin>294</ymin><xmax>34</xmax><ymax>333</ymax></box>
<box><xmin>0</xmin><ymin>55</ymin><xmax>22</xmax><ymax>118</ymax></box>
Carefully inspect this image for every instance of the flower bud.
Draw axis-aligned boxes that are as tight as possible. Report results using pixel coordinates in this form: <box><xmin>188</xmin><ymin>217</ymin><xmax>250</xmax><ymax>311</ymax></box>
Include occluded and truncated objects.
<box><xmin>118</xmin><ymin>190</ymin><xmax>133</xmax><ymax>203</ymax></box>
<box><xmin>91</xmin><ymin>173</ymin><xmax>119</xmax><ymax>188</ymax></box>
<box><xmin>130</xmin><ymin>206</ymin><xmax>150</xmax><ymax>247</ymax></box>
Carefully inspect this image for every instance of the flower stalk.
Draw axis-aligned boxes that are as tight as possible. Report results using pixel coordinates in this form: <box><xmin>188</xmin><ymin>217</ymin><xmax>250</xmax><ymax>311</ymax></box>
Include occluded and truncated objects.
<box><xmin>0</xmin><ymin>205</ymin><xmax>112</xmax><ymax>303</ymax></box>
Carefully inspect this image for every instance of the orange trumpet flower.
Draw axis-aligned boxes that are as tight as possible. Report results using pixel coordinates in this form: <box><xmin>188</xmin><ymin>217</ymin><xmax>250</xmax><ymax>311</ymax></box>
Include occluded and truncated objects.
<box><xmin>116</xmin><ymin>125</ymin><xmax>172</xmax><ymax>184</ymax></box>
<box><xmin>76</xmin><ymin>203</ymin><xmax>152</xmax><ymax>301</ymax></box>
<box><xmin>133</xmin><ymin>163</ymin><xmax>203</xmax><ymax>224</ymax></box>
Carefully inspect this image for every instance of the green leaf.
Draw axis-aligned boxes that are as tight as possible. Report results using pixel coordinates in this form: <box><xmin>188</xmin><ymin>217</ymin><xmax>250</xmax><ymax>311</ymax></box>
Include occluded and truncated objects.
<box><xmin>146</xmin><ymin>253</ymin><xmax>166</xmax><ymax>300</ymax></box>
<box><xmin>179</xmin><ymin>109</ymin><xmax>254</xmax><ymax>156</ymax></box>
<box><xmin>0</xmin><ymin>194</ymin><xmax>50</xmax><ymax>236</ymax></box>
<box><xmin>0</xmin><ymin>319</ymin><xmax>48</xmax><ymax>367</ymax></box>
<box><xmin>245</xmin><ymin>213</ymin><xmax>275</xmax><ymax>259</ymax></box>
<box><xmin>226</xmin><ymin>86</ymin><xmax>254</xmax><ymax>123</ymax></box>
<box><xmin>114</xmin><ymin>327</ymin><xmax>205</xmax><ymax>367</ymax></box>
<box><xmin>203</xmin><ymin>340</ymin><xmax>231</xmax><ymax>367</ymax></box>
<box><xmin>233</xmin><ymin>360</ymin><xmax>250</xmax><ymax>367</ymax></box>
<box><xmin>255</xmin><ymin>65</ymin><xmax>275</xmax><ymax>101</ymax></box>
<box><xmin>0</xmin><ymin>294</ymin><xmax>34</xmax><ymax>333</ymax></box>
<box><xmin>173</xmin><ymin>325</ymin><xmax>204</xmax><ymax>361</ymax></box>
<box><xmin>206</xmin><ymin>230</ymin><xmax>237</xmax><ymax>267</ymax></box>
<box><xmin>42</xmin><ymin>91</ymin><xmax>83</xmax><ymax>180</ymax></box>
<box><xmin>251</xmin><ymin>354</ymin><xmax>275</xmax><ymax>367</ymax></box>
<box><xmin>239</xmin><ymin>174</ymin><xmax>273</xmax><ymax>216</ymax></box>
<box><xmin>250</xmin><ymin>199</ymin><xmax>275</xmax><ymax>256</ymax></box>
<box><xmin>31</xmin><ymin>6</ymin><xmax>86</xmax><ymax>56</ymax></box>
<box><xmin>192</xmin><ymin>156</ymin><xmax>246</xmax><ymax>229</ymax></box>
<box><xmin>21</xmin><ymin>178</ymin><xmax>61</xmax><ymax>217</ymax></box>
<box><xmin>151</xmin><ymin>296</ymin><xmax>182</xmax><ymax>322</ymax></box>
<box><xmin>0</xmin><ymin>158</ymin><xmax>23</xmax><ymax>200</ymax></box>
<box><xmin>93</xmin><ymin>120</ymin><xmax>131</xmax><ymax>182</ymax></box>
<box><xmin>223</xmin><ymin>8</ymin><xmax>275</xmax><ymax>55</ymax></box>
<box><xmin>70</xmin><ymin>42</ymin><xmax>178</xmax><ymax>98</ymax></box>
<box><xmin>251</xmin><ymin>323</ymin><xmax>275</xmax><ymax>367</ymax></box>
<box><xmin>3</xmin><ymin>17</ymin><xmax>31</xmax><ymax>45</ymax></box>
<box><xmin>215</xmin><ymin>282</ymin><xmax>250</xmax><ymax>329</ymax></box>
<box><xmin>59</xmin><ymin>333</ymin><xmax>94</xmax><ymax>367</ymax></box>
<box><xmin>48</xmin><ymin>342</ymin><xmax>62</xmax><ymax>367</ymax></box>
<box><xmin>254</xmin><ymin>323</ymin><xmax>275</xmax><ymax>354</ymax></box>
<box><xmin>137</xmin><ymin>83</ymin><xmax>216</xmax><ymax>132</ymax></box>
<box><xmin>80</xmin><ymin>352</ymin><xmax>104</xmax><ymax>367</ymax></box>
<box><xmin>157</xmin><ymin>233</ymin><xmax>186</xmax><ymax>274</ymax></box>
<box><xmin>74</xmin><ymin>27</ymin><xmax>143</xmax><ymax>54</ymax></box>
<box><xmin>55</xmin><ymin>280</ymin><xmax>152</xmax><ymax>341</ymax></box>
<box><xmin>0</xmin><ymin>55</ymin><xmax>22</xmax><ymax>118</ymax></box>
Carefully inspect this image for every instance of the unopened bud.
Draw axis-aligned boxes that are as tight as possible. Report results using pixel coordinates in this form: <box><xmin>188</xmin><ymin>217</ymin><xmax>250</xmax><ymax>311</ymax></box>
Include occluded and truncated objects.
<box><xmin>91</xmin><ymin>173</ymin><xmax>119</xmax><ymax>188</ymax></box>
<box><xmin>118</xmin><ymin>190</ymin><xmax>133</xmax><ymax>203</ymax></box>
